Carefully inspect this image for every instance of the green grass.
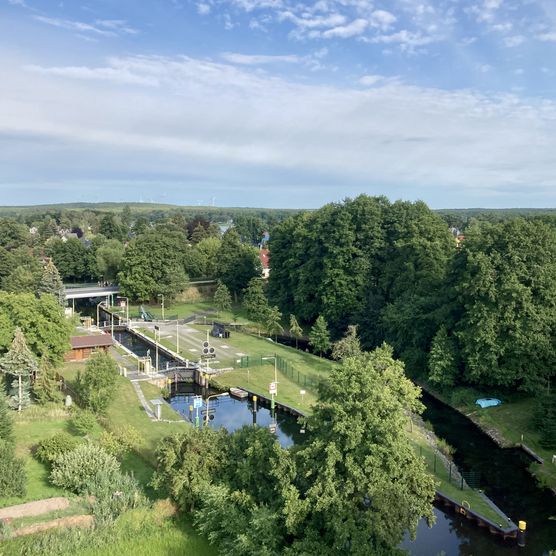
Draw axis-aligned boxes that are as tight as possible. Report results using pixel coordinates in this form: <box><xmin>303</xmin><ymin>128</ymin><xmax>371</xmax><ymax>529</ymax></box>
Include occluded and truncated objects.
<box><xmin>422</xmin><ymin>382</ymin><xmax>556</xmax><ymax>492</ymax></box>
<box><xmin>408</xmin><ymin>426</ymin><xmax>508</xmax><ymax>525</ymax></box>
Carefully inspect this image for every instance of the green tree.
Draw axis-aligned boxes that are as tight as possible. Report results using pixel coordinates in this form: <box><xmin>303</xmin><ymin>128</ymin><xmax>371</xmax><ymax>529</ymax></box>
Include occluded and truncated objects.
<box><xmin>2</xmin><ymin>264</ymin><xmax>41</xmax><ymax>294</ymax></box>
<box><xmin>75</xmin><ymin>352</ymin><xmax>118</xmax><ymax>414</ymax></box>
<box><xmin>331</xmin><ymin>324</ymin><xmax>362</xmax><ymax>360</ymax></box>
<box><xmin>45</xmin><ymin>238</ymin><xmax>91</xmax><ymax>282</ymax></box>
<box><xmin>34</xmin><ymin>356</ymin><xmax>62</xmax><ymax>404</ymax></box>
<box><xmin>38</xmin><ymin>260</ymin><xmax>65</xmax><ymax>306</ymax></box>
<box><xmin>233</xmin><ymin>215</ymin><xmax>265</xmax><ymax>245</ymax></box>
<box><xmin>0</xmin><ymin>328</ymin><xmax>38</xmax><ymax>412</ymax></box>
<box><xmin>217</xmin><ymin>229</ymin><xmax>261</xmax><ymax>300</ymax></box>
<box><xmin>0</xmin><ymin>218</ymin><xmax>30</xmax><ymax>251</ymax></box>
<box><xmin>289</xmin><ymin>315</ymin><xmax>303</xmax><ymax>349</ymax></box>
<box><xmin>99</xmin><ymin>214</ymin><xmax>127</xmax><ymax>242</ymax></box>
<box><xmin>427</xmin><ymin>326</ymin><xmax>458</xmax><ymax>388</ymax></box>
<box><xmin>195</xmin><ymin>237</ymin><xmax>222</xmax><ymax>278</ymax></box>
<box><xmin>190</xmin><ymin>223</ymin><xmax>209</xmax><ymax>244</ymax></box>
<box><xmin>151</xmin><ymin>427</ymin><xmax>226</xmax><ymax>512</ymax></box>
<box><xmin>213</xmin><ymin>281</ymin><xmax>232</xmax><ymax>315</ymax></box>
<box><xmin>95</xmin><ymin>239</ymin><xmax>125</xmax><ymax>282</ymax></box>
<box><xmin>289</xmin><ymin>346</ymin><xmax>435</xmax><ymax>554</ymax></box>
<box><xmin>266</xmin><ymin>305</ymin><xmax>283</xmax><ymax>341</ymax></box>
<box><xmin>0</xmin><ymin>292</ymin><xmax>72</xmax><ymax>365</ymax></box>
<box><xmin>243</xmin><ymin>278</ymin><xmax>269</xmax><ymax>335</ymax></box>
<box><xmin>0</xmin><ymin>392</ymin><xmax>14</xmax><ymax>444</ymax></box>
<box><xmin>309</xmin><ymin>316</ymin><xmax>330</xmax><ymax>357</ymax></box>
<box><xmin>118</xmin><ymin>230</ymin><xmax>190</xmax><ymax>301</ymax></box>
<box><xmin>0</xmin><ymin>439</ymin><xmax>26</xmax><ymax>497</ymax></box>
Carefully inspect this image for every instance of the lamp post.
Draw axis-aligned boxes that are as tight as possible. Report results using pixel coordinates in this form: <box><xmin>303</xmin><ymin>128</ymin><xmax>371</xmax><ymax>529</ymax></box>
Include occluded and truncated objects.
<box><xmin>154</xmin><ymin>325</ymin><xmax>160</xmax><ymax>373</ymax></box>
<box><xmin>158</xmin><ymin>294</ymin><xmax>165</xmax><ymax>320</ymax></box>
<box><xmin>261</xmin><ymin>355</ymin><xmax>278</xmax><ymax>385</ymax></box>
<box><xmin>176</xmin><ymin>319</ymin><xmax>180</xmax><ymax>355</ymax></box>
<box><xmin>205</xmin><ymin>392</ymin><xmax>229</xmax><ymax>425</ymax></box>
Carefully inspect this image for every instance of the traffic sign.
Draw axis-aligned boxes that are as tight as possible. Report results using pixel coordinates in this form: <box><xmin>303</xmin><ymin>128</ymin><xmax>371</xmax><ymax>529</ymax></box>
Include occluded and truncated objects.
<box><xmin>193</xmin><ymin>395</ymin><xmax>203</xmax><ymax>409</ymax></box>
<box><xmin>269</xmin><ymin>423</ymin><xmax>276</xmax><ymax>434</ymax></box>
<box><xmin>269</xmin><ymin>382</ymin><xmax>277</xmax><ymax>395</ymax></box>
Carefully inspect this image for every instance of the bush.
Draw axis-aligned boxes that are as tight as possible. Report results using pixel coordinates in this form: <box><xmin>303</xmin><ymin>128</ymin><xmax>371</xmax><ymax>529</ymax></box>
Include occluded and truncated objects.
<box><xmin>0</xmin><ymin>439</ymin><xmax>26</xmax><ymax>498</ymax></box>
<box><xmin>75</xmin><ymin>351</ymin><xmax>118</xmax><ymax>414</ymax></box>
<box><xmin>70</xmin><ymin>409</ymin><xmax>98</xmax><ymax>435</ymax></box>
<box><xmin>436</xmin><ymin>438</ymin><xmax>455</xmax><ymax>459</ymax></box>
<box><xmin>50</xmin><ymin>442</ymin><xmax>119</xmax><ymax>494</ymax></box>
<box><xmin>35</xmin><ymin>432</ymin><xmax>80</xmax><ymax>465</ymax></box>
<box><xmin>99</xmin><ymin>425</ymin><xmax>142</xmax><ymax>460</ymax></box>
<box><xmin>86</xmin><ymin>469</ymin><xmax>146</xmax><ymax>524</ymax></box>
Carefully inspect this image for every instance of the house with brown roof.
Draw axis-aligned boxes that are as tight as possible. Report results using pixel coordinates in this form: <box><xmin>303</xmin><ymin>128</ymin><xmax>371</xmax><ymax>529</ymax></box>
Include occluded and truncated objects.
<box><xmin>64</xmin><ymin>334</ymin><xmax>114</xmax><ymax>362</ymax></box>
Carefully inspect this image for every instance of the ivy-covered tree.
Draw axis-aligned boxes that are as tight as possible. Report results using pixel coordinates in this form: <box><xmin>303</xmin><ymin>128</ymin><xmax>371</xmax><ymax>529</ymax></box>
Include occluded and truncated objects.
<box><xmin>213</xmin><ymin>281</ymin><xmax>232</xmax><ymax>315</ymax></box>
<box><xmin>38</xmin><ymin>260</ymin><xmax>65</xmax><ymax>306</ymax></box>
<box><xmin>309</xmin><ymin>316</ymin><xmax>331</xmax><ymax>357</ymax></box>
<box><xmin>0</xmin><ymin>328</ymin><xmax>38</xmax><ymax>411</ymax></box>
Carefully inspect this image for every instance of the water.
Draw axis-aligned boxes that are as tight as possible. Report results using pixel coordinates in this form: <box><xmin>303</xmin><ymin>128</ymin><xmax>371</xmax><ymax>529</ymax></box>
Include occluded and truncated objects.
<box><xmin>402</xmin><ymin>391</ymin><xmax>556</xmax><ymax>555</ymax></box>
<box><xmin>113</xmin><ymin>329</ymin><xmax>178</xmax><ymax>370</ymax></box>
<box><xmin>168</xmin><ymin>382</ymin><xmax>306</xmax><ymax>448</ymax></box>
<box><xmin>113</xmin><ymin>325</ymin><xmax>556</xmax><ymax>554</ymax></box>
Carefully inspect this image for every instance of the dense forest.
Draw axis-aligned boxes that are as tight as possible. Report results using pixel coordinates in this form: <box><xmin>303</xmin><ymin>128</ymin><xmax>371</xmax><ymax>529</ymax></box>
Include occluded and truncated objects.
<box><xmin>269</xmin><ymin>195</ymin><xmax>556</xmax><ymax>399</ymax></box>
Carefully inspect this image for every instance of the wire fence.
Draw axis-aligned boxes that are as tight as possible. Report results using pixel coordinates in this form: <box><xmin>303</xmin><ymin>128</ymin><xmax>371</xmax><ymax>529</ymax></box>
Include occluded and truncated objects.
<box><xmin>239</xmin><ymin>354</ymin><xmax>326</xmax><ymax>391</ymax></box>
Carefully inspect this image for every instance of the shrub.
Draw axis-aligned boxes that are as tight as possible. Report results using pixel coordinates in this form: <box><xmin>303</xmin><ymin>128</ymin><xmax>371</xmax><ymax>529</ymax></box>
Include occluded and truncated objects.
<box><xmin>70</xmin><ymin>410</ymin><xmax>98</xmax><ymax>436</ymax></box>
<box><xmin>75</xmin><ymin>352</ymin><xmax>118</xmax><ymax>414</ymax></box>
<box><xmin>50</xmin><ymin>442</ymin><xmax>119</xmax><ymax>494</ymax></box>
<box><xmin>99</xmin><ymin>425</ymin><xmax>142</xmax><ymax>460</ymax></box>
<box><xmin>436</xmin><ymin>438</ymin><xmax>455</xmax><ymax>459</ymax></box>
<box><xmin>535</xmin><ymin>395</ymin><xmax>556</xmax><ymax>449</ymax></box>
<box><xmin>86</xmin><ymin>469</ymin><xmax>146</xmax><ymax>524</ymax></box>
<box><xmin>0</xmin><ymin>439</ymin><xmax>26</xmax><ymax>498</ymax></box>
<box><xmin>35</xmin><ymin>432</ymin><xmax>80</xmax><ymax>465</ymax></box>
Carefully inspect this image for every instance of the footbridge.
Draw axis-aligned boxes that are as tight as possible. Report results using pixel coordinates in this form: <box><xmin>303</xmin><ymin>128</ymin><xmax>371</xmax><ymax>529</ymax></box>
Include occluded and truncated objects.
<box><xmin>64</xmin><ymin>284</ymin><xmax>120</xmax><ymax>300</ymax></box>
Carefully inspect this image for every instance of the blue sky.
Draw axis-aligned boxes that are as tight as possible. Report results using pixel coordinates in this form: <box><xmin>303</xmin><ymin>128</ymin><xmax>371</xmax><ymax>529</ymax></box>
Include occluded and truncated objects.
<box><xmin>2</xmin><ymin>0</ymin><xmax>556</xmax><ymax>208</ymax></box>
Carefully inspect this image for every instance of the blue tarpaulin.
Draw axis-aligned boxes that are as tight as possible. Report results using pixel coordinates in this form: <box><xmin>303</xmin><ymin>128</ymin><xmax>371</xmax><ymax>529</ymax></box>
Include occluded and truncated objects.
<box><xmin>476</xmin><ymin>398</ymin><xmax>502</xmax><ymax>408</ymax></box>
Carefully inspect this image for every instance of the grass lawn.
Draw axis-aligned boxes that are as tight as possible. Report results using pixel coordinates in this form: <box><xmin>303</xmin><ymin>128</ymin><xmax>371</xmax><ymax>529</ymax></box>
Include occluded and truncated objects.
<box><xmin>422</xmin><ymin>382</ymin><xmax>556</xmax><ymax>492</ymax></box>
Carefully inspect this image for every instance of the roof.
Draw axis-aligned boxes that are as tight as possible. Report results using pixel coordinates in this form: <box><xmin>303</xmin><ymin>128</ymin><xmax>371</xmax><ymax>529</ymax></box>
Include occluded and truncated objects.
<box><xmin>259</xmin><ymin>249</ymin><xmax>270</xmax><ymax>269</ymax></box>
<box><xmin>70</xmin><ymin>335</ymin><xmax>113</xmax><ymax>349</ymax></box>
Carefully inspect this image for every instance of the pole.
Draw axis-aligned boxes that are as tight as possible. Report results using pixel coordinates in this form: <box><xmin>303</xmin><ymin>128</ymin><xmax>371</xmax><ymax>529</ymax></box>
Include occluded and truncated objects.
<box><xmin>111</xmin><ymin>310</ymin><xmax>114</xmax><ymax>337</ymax></box>
<box><xmin>176</xmin><ymin>319</ymin><xmax>179</xmax><ymax>354</ymax></box>
<box><xmin>155</xmin><ymin>329</ymin><xmax>159</xmax><ymax>372</ymax></box>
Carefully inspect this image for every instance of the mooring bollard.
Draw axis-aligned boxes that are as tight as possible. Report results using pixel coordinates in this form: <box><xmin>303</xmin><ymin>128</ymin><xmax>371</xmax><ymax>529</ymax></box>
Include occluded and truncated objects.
<box><xmin>517</xmin><ymin>520</ymin><xmax>526</xmax><ymax>548</ymax></box>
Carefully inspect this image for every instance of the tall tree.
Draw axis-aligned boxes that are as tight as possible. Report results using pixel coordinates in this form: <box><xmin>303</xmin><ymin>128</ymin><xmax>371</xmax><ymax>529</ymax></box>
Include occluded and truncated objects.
<box><xmin>0</xmin><ymin>328</ymin><xmax>38</xmax><ymax>411</ymax></box>
<box><xmin>95</xmin><ymin>239</ymin><xmax>125</xmax><ymax>282</ymax></box>
<box><xmin>427</xmin><ymin>325</ymin><xmax>458</xmax><ymax>388</ymax></box>
<box><xmin>265</xmin><ymin>305</ymin><xmax>283</xmax><ymax>341</ymax></box>
<box><xmin>331</xmin><ymin>324</ymin><xmax>362</xmax><ymax>360</ymax></box>
<box><xmin>213</xmin><ymin>281</ymin><xmax>232</xmax><ymax>315</ymax></box>
<box><xmin>38</xmin><ymin>260</ymin><xmax>65</xmax><ymax>306</ymax></box>
<box><xmin>75</xmin><ymin>351</ymin><xmax>118</xmax><ymax>414</ymax></box>
<box><xmin>45</xmin><ymin>238</ymin><xmax>91</xmax><ymax>282</ymax></box>
<box><xmin>309</xmin><ymin>316</ymin><xmax>331</xmax><ymax>357</ymax></box>
<box><xmin>33</xmin><ymin>356</ymin><xmax>61</xmax><ymax>404</ymax></box>
<box><xmin>217</xmin><ymin>229</ymin><xmax>261</xmax><ymax>300</ymax></box>
<box><xmin>0</xmin><ymin>392</ymin><xmax>14</xmax><ymax>444</ymax></box>
<box><xmin>289</xmin><ymin>315</ymin><xmax>303</xmax><ymax>349</ymax></box>
<box><xmin>289</xmin><ymin>346</ymin><xmax>435</xmax><ymax>554</ymax></box>
<box><xmin>243</xmin><ymin>278</ymin><xmax>269</xmax><ymax>335</ymax></box>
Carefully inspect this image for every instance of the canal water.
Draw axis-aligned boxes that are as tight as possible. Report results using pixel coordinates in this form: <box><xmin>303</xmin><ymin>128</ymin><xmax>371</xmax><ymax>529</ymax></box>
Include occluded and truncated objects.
<box><xmin>112</xmin><ymin>325</ymin><xmax>555</xmax><ymax>555</ymax></box>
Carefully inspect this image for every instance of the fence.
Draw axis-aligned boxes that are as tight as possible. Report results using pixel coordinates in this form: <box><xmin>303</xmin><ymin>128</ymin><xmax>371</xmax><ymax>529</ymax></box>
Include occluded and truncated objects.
<box><xmin>239</xmin><ymin>354</ymin><xmax>326</xmax><ymax>391</ymax></box>
<box><xmin>416</xmin><ymin>443</ymin><xmax>479</xmax><ymax>491</ymax></box>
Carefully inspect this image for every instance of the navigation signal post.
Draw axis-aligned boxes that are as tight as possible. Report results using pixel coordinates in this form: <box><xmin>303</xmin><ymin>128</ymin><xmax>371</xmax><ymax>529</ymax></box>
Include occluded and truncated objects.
<box><xmin>193</xmin><ymin>395</ymin><xmax>203</xmax><ymax>428</ymax></box>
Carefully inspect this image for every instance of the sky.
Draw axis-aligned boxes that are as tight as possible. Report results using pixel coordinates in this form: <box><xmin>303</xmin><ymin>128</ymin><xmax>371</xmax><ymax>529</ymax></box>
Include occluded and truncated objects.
<box><xmin>2</xmin><ymin>0</ymin><xmax>556</xmax><ymax>208</ymax></box>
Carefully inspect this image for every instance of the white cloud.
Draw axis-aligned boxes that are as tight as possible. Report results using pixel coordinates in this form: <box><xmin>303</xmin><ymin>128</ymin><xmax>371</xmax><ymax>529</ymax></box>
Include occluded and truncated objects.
<box><xmin>33</xmin><ymin>15</ymin><xmax>138</xmax><ymax>37</ymax></box>
<box><xmin>197</xmin><ymin>3</ymin><xmax>211</xmax><ymax>15</ymax></box>
<box><xmin>537</xmin><ymin>31</ymin><xmax>556</xmax><ymax>42</ymax></box>
<box><xmin>4</xmin><ymin>53</ymin><xmax>556</xmax><ymax>205</ymax></box>
<box><xmin>358</xmin><ymin>74</ymin><xmax>384</xmax><ymax>86</ymax></box>
<box><xmin>221</xmin><ymin>52</ymin><xmax>301</xmax><ymax>64</ymax></box>
<box><xmin>504</xmin><ymin>35</ymin><xmax>525</xmax><ymax>47</ymax></box>
<box><xmin>321</xmin><ymin>18</ymin><xmax>368</xmax><ymax>38</ymax></box>
<box><xmin>369</xmin><ymin>10</ymin><xmax>396</xmax><ymax>31</ymax></box>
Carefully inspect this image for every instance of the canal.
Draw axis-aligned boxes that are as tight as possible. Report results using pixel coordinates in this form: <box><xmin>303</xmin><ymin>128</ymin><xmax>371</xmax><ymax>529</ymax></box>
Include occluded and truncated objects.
<box><xmin>111</xmin><ymin>325</ymin><xmax>555</xmax><ymax>555</ymax></box>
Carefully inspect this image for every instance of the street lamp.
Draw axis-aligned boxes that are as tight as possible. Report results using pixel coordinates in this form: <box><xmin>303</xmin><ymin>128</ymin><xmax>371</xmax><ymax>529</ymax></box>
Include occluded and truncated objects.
<box><xmin>158</xmin><ymin>294</ymin><xmax>165</xmax><ymax>321</ymax></box>
<box><xmin>261</xmin><ymin>355</ymin><xmax>278</xmax><ymax>385</ymax></box>
<box><xmin>205</xmin><ymin>392</ymin><xmax>229</xmax><ymax>425</ymax></box>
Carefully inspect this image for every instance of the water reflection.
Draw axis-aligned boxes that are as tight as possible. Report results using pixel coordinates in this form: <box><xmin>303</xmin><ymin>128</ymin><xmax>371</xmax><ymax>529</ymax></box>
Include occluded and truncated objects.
<box><xmin>168</xmin><ymin>383</ymin><xmax>306</xmax><ymax>448</ymax></box>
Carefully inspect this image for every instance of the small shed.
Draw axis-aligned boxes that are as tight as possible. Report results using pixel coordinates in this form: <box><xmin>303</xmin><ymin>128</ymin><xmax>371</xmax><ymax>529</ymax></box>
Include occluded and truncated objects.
<box><xmin>65</xmin><ymin>334</ymin><xmax>114</xmax><ymax>362</ymax></box>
